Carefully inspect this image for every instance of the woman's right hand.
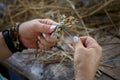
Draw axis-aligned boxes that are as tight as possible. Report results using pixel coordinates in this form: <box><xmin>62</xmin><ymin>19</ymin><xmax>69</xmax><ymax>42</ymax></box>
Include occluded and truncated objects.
<box><xmin>73</xmin><ymin>36</ymin><xmax>102</xmax><ymax>80</ymax></box>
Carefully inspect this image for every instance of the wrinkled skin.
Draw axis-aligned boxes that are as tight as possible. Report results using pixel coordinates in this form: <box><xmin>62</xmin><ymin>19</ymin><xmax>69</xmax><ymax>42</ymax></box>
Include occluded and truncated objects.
<box><xmin>74</xmin><ymin>36</ymin><xmax>102</xmax><ymax>80</ymax></box>
<box><xmin>19</xmin><ymin>19</ymin><xmax>58</xmax><ymax>49</ymax></box>
<box><xmin>19</xmin><ymin>19</ymin><xmax>102</xmax><ymax>80</ymax></box>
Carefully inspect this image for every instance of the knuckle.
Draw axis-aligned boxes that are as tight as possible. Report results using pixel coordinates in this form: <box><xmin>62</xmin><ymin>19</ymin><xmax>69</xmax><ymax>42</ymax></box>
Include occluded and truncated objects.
<box><xmin>46</xmin><ymin>19</ymin><xmax>52</xmax><ymax>22</ymax></box>
<box><xmin>93</xmin><ymin>45</ymin><xmax>102</xmax><ymax>57</ymax></box>
<box><xmin>32</xmin><ymin>20</ymin><xmax>39</xmax><ymax>26</ymax></box>
<box><xmin>92</xmin><ymin>43</ymin><xmax>100</xmax><ymax>48</ymax></box>
<box><xmin>45</xmin><ymin>19</ymin><xmax>51</xmax><ymax>21</ymax></box>
<box><xmin>95</xmin><ymin>45</ymin><xmax>102</xmax><ymax>52</ymax></box>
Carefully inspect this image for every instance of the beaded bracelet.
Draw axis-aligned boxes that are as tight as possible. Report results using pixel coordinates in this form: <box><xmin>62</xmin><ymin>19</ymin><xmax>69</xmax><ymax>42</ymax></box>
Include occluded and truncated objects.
<box><xmin>2</xmin><ymin>23</ymin><xmax>27</xmax><ymax>53</ymax></box>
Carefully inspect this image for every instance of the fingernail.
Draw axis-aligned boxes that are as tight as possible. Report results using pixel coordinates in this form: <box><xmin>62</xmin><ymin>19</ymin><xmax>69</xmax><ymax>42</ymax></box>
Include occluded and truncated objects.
<box><xmin>73</xmin><ymin>36</ymin><xmax>79</xmax><ymax>42</ymax></box>
<box><xmin>42</xmin><ymin>33</ymin><xmax>46</xmax><ymax>38</ymax></box>
<box><xmin>37</xmin><ymin>36</ymin><xmax>40</xmax><ymax>45</ymax></box>
<box><xmin>50</xmin><ymin>25</ymin><xmax>57</xmax><ymax>30</ymax></box>
<box><xmin>37</xmin><ymin>36</ymin><xmax>40</xmax><ymax>40</ymax></box>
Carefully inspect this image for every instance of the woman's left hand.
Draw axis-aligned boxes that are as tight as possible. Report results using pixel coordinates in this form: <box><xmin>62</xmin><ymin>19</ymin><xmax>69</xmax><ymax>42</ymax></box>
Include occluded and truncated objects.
<box><xmin>19</xmin><ymin>19</ymin><xmax>59</xmax><ymax>50</ymax></box>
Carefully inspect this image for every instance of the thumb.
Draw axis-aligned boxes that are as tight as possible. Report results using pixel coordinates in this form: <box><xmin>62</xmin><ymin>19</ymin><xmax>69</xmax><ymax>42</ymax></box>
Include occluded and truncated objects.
<box><xmin>36</xmin><ymin>23</ymin><xmax>57</xmax><ymax>33</ymax></box>
<box><xmin>73</xmin><ymin>36</ymin><xmax>84</xmax><ymax>49</ymax></box>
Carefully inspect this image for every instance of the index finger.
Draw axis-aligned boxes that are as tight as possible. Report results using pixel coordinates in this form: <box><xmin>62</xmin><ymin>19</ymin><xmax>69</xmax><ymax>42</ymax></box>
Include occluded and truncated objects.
<box><xmin>80</xmin><ymin>36</ymin><xmax>100</xmax><ymax>48</ymax></box>
<box><xmin>38</xmin><ymin>19</ymin><xmax>57</xmax><ymax>25</ymax></box>
<box><xmin>35</xmin><ymin>22</ymin><xmax>57</xmax><ymax>33</ymax></box>
<box><xmin>72</xmin><ymin>36</ymin><xmax>84</xmax><ymax>50</ymax></box>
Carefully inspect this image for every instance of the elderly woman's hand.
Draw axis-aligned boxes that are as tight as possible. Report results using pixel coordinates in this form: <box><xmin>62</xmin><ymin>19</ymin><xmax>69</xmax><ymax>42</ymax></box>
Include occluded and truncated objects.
<box><xmin>19</xmin><ymin>19</ymin><xmax>58</xmax><ymax>50</ymax></box>
<box><xmin>73</xmin><ymin>36</ymin><xmax>102</xmax><ymax>80</ymax></box>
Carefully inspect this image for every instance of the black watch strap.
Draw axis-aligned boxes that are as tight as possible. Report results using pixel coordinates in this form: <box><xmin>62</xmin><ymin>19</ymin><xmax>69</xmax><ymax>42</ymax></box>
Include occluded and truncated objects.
<box><xmin>2</xmin><ymin>30</ymin><xmax>17</xmax><ymax>53</ymax></box>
